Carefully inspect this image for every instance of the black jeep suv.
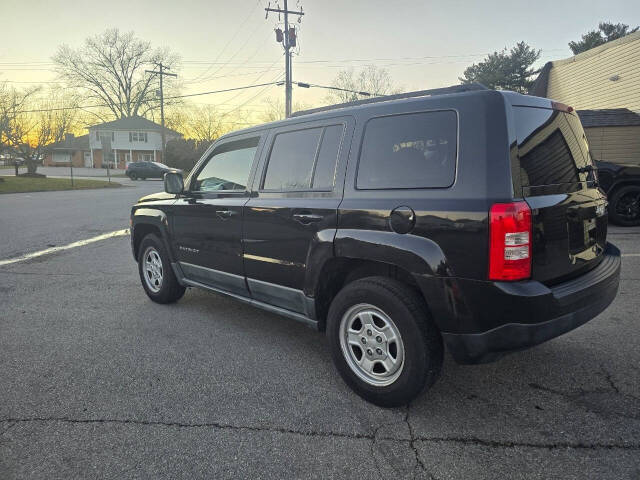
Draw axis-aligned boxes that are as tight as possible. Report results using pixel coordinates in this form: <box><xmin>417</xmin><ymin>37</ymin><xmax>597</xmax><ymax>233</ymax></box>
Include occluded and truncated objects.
<box><xmin>130</xmin><ymin>85</ymin><xmax>621</xmax><ymax>407</ymax></box>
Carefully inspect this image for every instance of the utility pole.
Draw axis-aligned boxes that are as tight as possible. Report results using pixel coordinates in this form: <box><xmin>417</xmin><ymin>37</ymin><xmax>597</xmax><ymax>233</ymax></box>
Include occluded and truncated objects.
<box><xmin>146</xmin><ymin>63</ymin><xmax>177</xmax><ymax>160</ymax></box>
<box><xmin>265</xmin><ymin>1</ymin><xmax>304</xmax><ymax>117</ymax></box>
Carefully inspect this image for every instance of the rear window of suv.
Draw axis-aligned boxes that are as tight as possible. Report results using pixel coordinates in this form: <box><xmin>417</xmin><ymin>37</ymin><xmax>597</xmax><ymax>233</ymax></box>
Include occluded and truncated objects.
<box><xmin>356</xmin><ymin>110</ymin><xmax>457</xmax><ymax>189</ymax></box>
<box><xmin>514</xmin><ymin>107</ymin><xmax>592</xmax><ymax>187</ymax></box>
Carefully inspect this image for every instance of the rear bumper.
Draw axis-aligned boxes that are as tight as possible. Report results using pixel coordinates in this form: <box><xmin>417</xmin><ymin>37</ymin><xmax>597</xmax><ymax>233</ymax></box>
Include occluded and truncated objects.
<box><xmin>440</xmin><ymin>243</ymin><xmax>621</xmax><ymax>364</ymax></box>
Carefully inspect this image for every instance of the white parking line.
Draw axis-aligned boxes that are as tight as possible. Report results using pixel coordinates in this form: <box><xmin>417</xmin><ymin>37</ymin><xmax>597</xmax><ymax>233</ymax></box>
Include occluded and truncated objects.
<box><xmin>0</xmin><ymin>229</ymin><xmax>129</xmax><ymax>267</ymax></box>
<box><xmin>623</xmin><ymin>253</ymin><xmax>640</xmax><ymax>257</ymax></box>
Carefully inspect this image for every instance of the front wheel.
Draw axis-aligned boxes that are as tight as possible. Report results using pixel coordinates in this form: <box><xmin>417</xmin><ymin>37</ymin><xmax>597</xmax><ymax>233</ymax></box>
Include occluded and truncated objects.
<box><xmin>138</xmin><ymin>233</ymin><xmax>186</xmax><ymax>303</ymax></box>
<box><xmin>326</xmin><ymin>277</ymin><xmax>443</xmax><ymax>407</ymax></box>
<box><xmin>609</xmin><ymin>185</ymin><xmax>640</xmax><ymax>226</ymax></box>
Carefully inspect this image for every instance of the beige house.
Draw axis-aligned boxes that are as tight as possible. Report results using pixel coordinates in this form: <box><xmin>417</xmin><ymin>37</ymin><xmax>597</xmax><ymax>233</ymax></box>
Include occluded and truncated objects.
<box><xmin>532</xmin><ymin>31</ymin><xmax>640</xmax><ymax>165</ymax></box>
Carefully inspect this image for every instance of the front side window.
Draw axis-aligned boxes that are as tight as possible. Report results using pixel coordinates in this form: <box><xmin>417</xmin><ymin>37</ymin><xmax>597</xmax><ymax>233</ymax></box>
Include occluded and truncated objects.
<box><xmin>193</xmin><ymin>137</ymin><xmax>259</xmax><ymax>192</ymax></box>
<box><xmin>357</xmin><ymin>111</ymin><xmax>457</xmax><ymax>189</ymax></box>
<box><xmin>262</xmin><ymin>124</ymin><xmax>343</xmax><ymax>191</ymax></box>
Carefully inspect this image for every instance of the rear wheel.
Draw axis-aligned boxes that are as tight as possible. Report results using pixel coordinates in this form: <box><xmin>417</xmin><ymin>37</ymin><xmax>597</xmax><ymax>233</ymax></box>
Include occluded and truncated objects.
<box><xmin>129</xmin><ymin>172</ymin><xmax>137</xmax><ymax>180</ymax></box>
<box><xmin>326</xmin><ymin>277</ymin><xmax>443</xmax><ymax>407</ymax></box>
<box><xmin>610</xmin><ymin>185</ymin><xmax>640</xmax><ymax>226</ymax></box>
<box><xmin>138</xmin><ymin>233</ymin><xmax>185</xmax><ymax>303</ymax></box>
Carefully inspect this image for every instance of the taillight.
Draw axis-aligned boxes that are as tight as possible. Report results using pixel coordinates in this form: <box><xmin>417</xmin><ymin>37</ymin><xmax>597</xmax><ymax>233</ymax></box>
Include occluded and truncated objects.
<box><xmin>488</xmin><ymin>201</ymin><xmax>532</xmax><ymax>281</ymax></box>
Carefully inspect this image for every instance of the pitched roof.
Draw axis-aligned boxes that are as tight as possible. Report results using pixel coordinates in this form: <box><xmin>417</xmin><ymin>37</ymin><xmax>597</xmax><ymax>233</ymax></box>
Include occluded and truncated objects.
<box><xmin>88</xmin><ymin>115</ymin><xmax>182</xmax><ymax>136</ymax></box>
<box><xmin>577</xmin><ymin>109</ymin><xmax>640</xmax><ymax>128</ymax></box>
<box><xmin>46</xmin><ymin>134</ymin><xmax>90</xmax><ymax>151</ymax></box>
<box><xmin>531</xmin><ymin>31</ymin><xmax>640</xmax><ymax>97</ymax></box>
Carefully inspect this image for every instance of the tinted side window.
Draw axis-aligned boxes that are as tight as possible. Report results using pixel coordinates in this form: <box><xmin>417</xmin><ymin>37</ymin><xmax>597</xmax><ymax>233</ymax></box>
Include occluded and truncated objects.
<box><xmin>357</xmin><ymin>111</ymin><xmax>457</xmax><ymax>189</ymax></box>
<box><xmin>263</xmin><ymin>128</ymin><xmax>322</xmax><ymax>190</ymax></box>
<box><xmin>312</xmin><ymin>125</ymin><xmax>343</xmax><ymax>190</ymax></box>
<box><xmin>193</xmin><ymin>137</ymin><xmax>259</xmax><ymax>192</ymax></box>
<box><xmin>262</xmin><ymin>125</ymin><xmax>343</xmax><ymax>191</ymax></box>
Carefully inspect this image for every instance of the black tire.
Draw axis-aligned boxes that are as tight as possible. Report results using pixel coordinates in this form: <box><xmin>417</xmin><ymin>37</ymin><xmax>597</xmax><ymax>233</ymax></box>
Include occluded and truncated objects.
<box><xmin>326</xmin><ymin>276</ymin><xmax>443</xmax><ymax>407</ymax></box>
<box><xmin>140</xmin><ymin>177</ymin><xmax>146</xmax><ymax>181</ymax></box>
<box><xmin>138</xmin><ymin>233</ymin><xmax>186</xmax><ymax>304</ymax></box>
<box><xmin>609</xmin><ymin>185</ymin><xmax>640</xmax><ymax>226</ymax></box>
<box><xmin>129</xmin><ymin>172</ymin><xmax>137</xmax><ymax>180</ymax></box>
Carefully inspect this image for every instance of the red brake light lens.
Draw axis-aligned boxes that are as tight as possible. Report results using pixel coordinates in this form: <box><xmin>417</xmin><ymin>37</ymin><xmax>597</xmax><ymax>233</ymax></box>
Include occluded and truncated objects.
<box><xmin>488</xmin><ymin>201</ymin><xmax>532</xmax><ymax>281</ymax></box>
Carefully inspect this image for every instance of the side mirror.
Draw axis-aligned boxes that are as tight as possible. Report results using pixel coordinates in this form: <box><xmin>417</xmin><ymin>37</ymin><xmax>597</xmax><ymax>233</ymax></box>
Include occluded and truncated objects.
<box><xmin>164</xmin><ymin>171</ymin><xmax>184</xmax><ymax>194</ymax></box>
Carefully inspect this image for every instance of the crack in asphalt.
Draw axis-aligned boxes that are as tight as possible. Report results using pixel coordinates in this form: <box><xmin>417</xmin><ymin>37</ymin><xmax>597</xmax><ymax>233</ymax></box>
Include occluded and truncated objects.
<box><xmin>404</xmin><ymin>403</ymin><xmax>429</xmax><ymax>479</ymax></box>
<box><xmin>0</xmin><ymin>421</ymin><xmax>16</xmax><ymax>436</ymax></box>
<box><xmin>1</xmin><ymin>416</ymin><xmax>639</xmax><ymax>452</ymax></box>
<box><xmin>528</xmin><ymin>378</ymin><xmax>640</xmax><ymax>421</ymax></box>
<box><xmin>601</xmin><ymin>364</ymin><xmax>620</xmax><ymax>395</ymax></box>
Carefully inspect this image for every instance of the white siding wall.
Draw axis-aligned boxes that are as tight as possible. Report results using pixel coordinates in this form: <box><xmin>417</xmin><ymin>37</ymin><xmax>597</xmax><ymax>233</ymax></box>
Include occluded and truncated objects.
<box><xmin>546</xmin><ymin>33</ymin><xmax>640</xmax><ymax>112</ymax></box>
<box><xmin>585</xmin><ymin>126</ymin><xmax>640</xmax><ymax>164</ymax></box>
<box><xmin>88</xmin><ymin>129</ymin><xmax>164</xmax><ymax>150</ymax></box>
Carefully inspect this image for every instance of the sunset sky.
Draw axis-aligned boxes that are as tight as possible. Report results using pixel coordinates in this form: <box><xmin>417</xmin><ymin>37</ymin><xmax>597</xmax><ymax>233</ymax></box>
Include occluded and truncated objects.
<box><xmin>1</xmin><ymin>0</ymin><xmax>639</xmax><ymax>118</ymax></box>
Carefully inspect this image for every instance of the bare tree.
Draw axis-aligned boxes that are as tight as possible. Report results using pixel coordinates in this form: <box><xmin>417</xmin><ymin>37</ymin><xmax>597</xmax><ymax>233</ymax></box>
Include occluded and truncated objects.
<box><xmin>2</xmin><ymin>88</ymin><xmax>79</xmax><ymax>174</ymax></box>
<box><xmin>325</xmin><ymin>65</ymin><xmax>400</xmax><ymax>104</ymax></box>
<box><xmin>0</xmin><ymin>84</ymin><xmax>39</xmax><ymax>174</ymax></box>
<box><xmin>259</xmin><ymin>97</ymin><xmax>309</xmax><ymax>122</ymax></box>
<box><xmin>52</xmin><ymin>28</ymin><xmax>179</xmax><ymax>119</ymax></box>
<box><xmin>186</xmin><ymin>105</ymin><xmax>227</xmax><ymax>144</ymax></box>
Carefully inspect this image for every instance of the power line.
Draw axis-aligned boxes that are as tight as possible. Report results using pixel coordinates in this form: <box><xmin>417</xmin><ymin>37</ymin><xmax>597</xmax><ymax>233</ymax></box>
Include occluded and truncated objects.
<box><xmin>12</xmin><ymin>81</ymin><xmax>284</xmax><ymax>114</ymax></box>
<box><xmin>292</xmin><ymin>81</ymin><xmax>376</xmax><ymax>96</ymax></box>
<box><xmin>0</xmin><ymin>48</ymin><xmax>569</xmax><ymax>67</ymax></box>
<box><xmin>182</xmin><ymin>31</ymin><xmax>275</xmax><ymax>86</ymax></box>
<box><xmin>187</xmin><ymin>0</ymin><xmax>264</xmax><ymax>84</ymax></box>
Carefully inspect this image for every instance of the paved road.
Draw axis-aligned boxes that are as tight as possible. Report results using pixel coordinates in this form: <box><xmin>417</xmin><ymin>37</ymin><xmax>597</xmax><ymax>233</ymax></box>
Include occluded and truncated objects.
<box><xmin>0</xmin><ymin>179</ymin><xmax>160</xmax><ymax>259</ymax></box>
<box><xmin>0</xmin><ymin>188</ymin><xmax>639</xmax><ymax>479</ymax></box>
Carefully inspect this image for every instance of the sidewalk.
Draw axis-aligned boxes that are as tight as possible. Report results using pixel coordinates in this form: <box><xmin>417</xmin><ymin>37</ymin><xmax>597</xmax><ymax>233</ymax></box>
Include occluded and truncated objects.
<box><xmin>1</xmin><ymin>166</ymin><xmax>126</xmax><ymax>178</ymax></box>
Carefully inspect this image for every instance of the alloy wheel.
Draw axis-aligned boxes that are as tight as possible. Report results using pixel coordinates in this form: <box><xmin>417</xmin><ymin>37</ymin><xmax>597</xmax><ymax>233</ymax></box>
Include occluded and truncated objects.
<box><xmin>142</xmin><ymin>247</ymin><xmax>163</xmax><ymax>293</ymax></box>
<box><xmin>339</xmin><ymin>303</ymin><xmax>405</xmax><ymax>387</ymax></box>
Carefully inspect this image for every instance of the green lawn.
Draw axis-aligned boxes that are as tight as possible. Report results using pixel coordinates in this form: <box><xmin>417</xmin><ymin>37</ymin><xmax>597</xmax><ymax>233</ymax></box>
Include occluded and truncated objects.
<box><xmin>0</xmin><ymin>176</ymin><xmax>122</xmax><ymax>194</ymax></box>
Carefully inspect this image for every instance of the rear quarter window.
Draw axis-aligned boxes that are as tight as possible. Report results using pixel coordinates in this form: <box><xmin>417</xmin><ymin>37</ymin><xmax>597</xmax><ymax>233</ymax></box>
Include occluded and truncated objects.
<box><xmin>356</xmin><ymin>110</ymin><xmax>457</xmax><ymax>189</ymax></box>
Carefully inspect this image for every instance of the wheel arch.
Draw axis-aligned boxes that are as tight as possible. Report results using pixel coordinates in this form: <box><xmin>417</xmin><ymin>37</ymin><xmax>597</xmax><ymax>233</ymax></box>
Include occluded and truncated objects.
<box><xmin>131</xmin><ymin>208</ymin><xmax>173</xmax><ymax>262</ymax></box>
<box><xmin>607</xmin><ymin>179</ymin><xmax>640</xmax><ymax>199</ymax></box>
<box><xmin>309</xmin><ymin>230</ymin><xmax>450</xmax><ymax>330</ymax></box>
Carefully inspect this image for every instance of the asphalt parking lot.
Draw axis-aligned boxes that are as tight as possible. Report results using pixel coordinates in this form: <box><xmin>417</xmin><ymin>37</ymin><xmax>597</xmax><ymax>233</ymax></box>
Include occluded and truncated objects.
<box><xmin>1</xmin><ymin>183</ymin><xmax>639</xmax><ymax>479</ymax></box>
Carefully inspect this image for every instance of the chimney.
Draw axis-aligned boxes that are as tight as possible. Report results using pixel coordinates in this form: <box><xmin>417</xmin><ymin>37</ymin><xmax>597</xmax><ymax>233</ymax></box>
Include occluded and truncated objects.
<box><xmin>65</xmin><ymin>133</ymin><xmax>75</xmax><ymax>143</ymax></box>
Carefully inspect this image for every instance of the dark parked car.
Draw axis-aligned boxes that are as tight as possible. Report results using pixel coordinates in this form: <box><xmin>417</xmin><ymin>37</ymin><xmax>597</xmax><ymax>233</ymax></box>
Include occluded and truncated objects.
<box><xmin>126</xmin><ymin>161</ymin><xmax>178</xmax><ymax>180</ymax></box>
<box><xmin>595</xmin><ymin>160</ymin><xmax>640</xmax><ymax>226</ymax></box>
<box><xmin>130</xmin><ymin>85</ymin><xmax>620</xmax><ymax>406</ymax></box>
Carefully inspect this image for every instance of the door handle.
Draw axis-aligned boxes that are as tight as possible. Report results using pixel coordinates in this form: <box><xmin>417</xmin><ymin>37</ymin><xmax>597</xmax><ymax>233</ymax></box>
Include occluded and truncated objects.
<box><xmin>216</xmin><ymin>209</ymin><xmax>236</xmax><ymax>219</ymax></box>
<box><xmin>292</xmin><ymin>212</ymin><xmax>323</xmax><ymax>224</ymax></box>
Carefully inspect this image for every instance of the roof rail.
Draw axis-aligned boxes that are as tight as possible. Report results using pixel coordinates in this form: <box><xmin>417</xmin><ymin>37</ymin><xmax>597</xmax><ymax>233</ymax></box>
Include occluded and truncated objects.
<box><xmin>292</xmin><ymin>83</ymin><xmax>489</xmax><ymax>117</ymax></box>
